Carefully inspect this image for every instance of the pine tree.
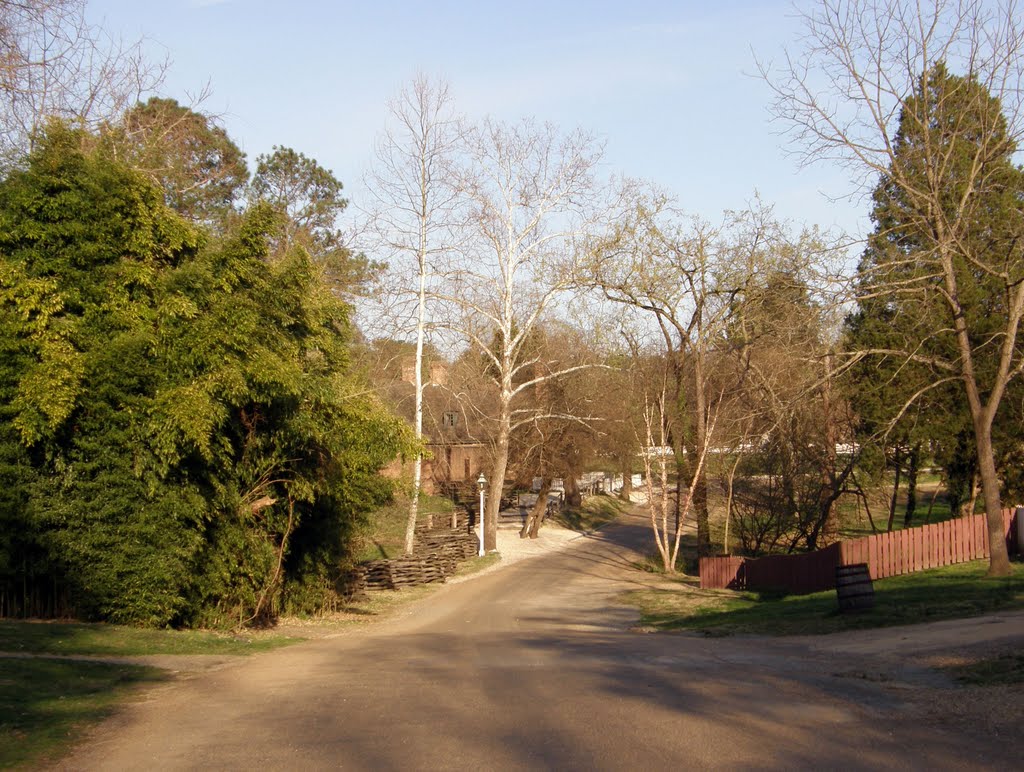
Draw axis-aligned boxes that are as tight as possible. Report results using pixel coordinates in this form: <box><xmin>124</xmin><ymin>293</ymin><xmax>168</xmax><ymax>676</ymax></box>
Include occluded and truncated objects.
<box><xmin>849</xmin><ymin>64</ymin><xmax>1024</xmax><ymax>571</ymax></box>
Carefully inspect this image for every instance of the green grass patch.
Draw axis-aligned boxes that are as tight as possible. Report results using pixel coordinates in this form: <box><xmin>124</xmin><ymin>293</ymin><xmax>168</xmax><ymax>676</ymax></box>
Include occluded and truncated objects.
<box><xmin>623</xmin><ymin>559</ymin><xmax>1024</xmax><ymax>636</ymax></box>
<box><xmin>0</xmin><ymin>620</ymin><xmax>300</xmax><ymax>657</ymax></box>
<box><xmin>556</xmin><ymin>494</ymin><xmax>625</xmax><ymax>533</ymax></box>
<box><xmin>357</xmin><ymin>494</ymin><xmax>456</xmax><ymax>562</ymax></box>
<box><xmin>0</xmin><ymin>657</ymin><xmax>165</xmax><ymax>769</ymax></box>
<box><xmin>454</xmin><ymin>552</ymin><xmax>502</xmax><ymax>577</ymax></box>
<box><xmin>944</xmin><ymin>653</ymin><xmax>1024</xmax><ymax>686</ymax></box>
<box><xmin>332</xmin><ymin>584</ymin><xmax>440</xmax><ymax>620</ymax></box>
<box><xmin>303</xmin><ymin>554</ymin><xmax>502</xmax><ymax>631</ymax></box>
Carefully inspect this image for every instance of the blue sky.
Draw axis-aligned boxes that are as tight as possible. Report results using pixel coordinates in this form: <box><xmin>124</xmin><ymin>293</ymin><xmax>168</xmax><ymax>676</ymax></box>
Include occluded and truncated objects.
<box><xmin>88</xmin><ymin>0</ymin><xmax>869</xmax><ymax>240</ymax></box>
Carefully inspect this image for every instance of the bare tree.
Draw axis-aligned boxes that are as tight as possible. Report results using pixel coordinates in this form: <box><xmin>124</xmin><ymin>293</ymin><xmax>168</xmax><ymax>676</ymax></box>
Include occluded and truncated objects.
<box><xmin>581</xmin><ymin>189</ymin><xmax>789</xmax><ymax>557</ymax></box>
<box><xmin>0</xmin><ymin>0</ymin><xmax>165</xmax><ymax>164</ymax></box>
<box><xmin>632</xmin><ymin>352</ymin><xmax>718</xmax><ymax>573</ymax></box>
<box><xmin>763</xmin><ymin>0</ymin><xmax>1024</xmax><ymax>574</ymax></box>
<box><xmin>363</xmin><ymin>75</ymin><xmax>463</xmax><ymax>554</ymax></box>
<box><xmin>440</xmin><ymin>118</ymin><xmax>608</xmax><ymax>552</ymax></box>
<box><xmin>507</xmin><ymin>322</ymin><xmax>609</xmax><ymax>535</ymax></box>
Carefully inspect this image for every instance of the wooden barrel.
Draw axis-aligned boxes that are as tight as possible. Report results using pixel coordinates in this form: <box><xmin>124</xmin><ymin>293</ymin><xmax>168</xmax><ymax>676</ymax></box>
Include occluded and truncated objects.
<box><xmin>835</xmin><ymin>563</ymin><xmax>874</xmax><ymax>612</ymax></box>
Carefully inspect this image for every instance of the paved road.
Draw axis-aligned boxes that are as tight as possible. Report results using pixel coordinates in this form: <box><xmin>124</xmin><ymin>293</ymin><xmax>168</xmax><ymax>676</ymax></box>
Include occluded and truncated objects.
<box><xmin>58</xmin><ymin>511</ymin><xmax>1020</xmax><ymax>770</ymax></box>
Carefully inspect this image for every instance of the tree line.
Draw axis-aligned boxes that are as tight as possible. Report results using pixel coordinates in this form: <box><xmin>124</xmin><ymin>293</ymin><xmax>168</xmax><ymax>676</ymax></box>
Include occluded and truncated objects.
<box><xmin>0</xmin><ymin>1</ymin><xmax>410</xmax><ymax>625</ymax></box>
<box><xmin>1</xmin><ymin>0</ymin><xmax>1020</xmax><ymax>630</ymax></box>
<box><xmin>364</xmin><ymin>0</ymin><xmax>1022</xmax><ymax>579</ymax></box>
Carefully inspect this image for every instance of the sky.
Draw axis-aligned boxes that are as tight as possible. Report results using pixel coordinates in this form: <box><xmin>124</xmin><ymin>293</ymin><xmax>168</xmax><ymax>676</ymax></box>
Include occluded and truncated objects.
<box><xmin>87</xmin><ymin>0</ymin><xmax>870</xmax><ymax>243</ymax></box>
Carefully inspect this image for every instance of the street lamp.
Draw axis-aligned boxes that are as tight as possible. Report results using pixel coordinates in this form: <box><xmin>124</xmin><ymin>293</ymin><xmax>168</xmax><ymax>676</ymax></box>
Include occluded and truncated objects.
<box><xmin>476</xmin><ymin>472</ymin><xmax>487</xmax><ymax>556</ymax></box>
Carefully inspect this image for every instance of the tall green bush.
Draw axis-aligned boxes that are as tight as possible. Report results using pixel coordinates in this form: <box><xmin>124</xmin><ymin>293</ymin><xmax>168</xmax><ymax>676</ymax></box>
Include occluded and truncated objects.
<box><xmin>0</xmin><ymin>125</ymin><xmax>409</xmax><ymax>626</ymax></box>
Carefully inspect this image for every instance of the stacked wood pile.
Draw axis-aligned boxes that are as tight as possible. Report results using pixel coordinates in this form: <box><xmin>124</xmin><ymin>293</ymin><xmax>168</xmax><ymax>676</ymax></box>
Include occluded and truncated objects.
<box><xmin>359</xmin><ymin>512</ymin><xmax>480</xmax><ymax>591</ymax></box>
<box><xmin>362</xmin><ymin>557</ymin><xmax>448</xmax><ymax>589</ymax></box>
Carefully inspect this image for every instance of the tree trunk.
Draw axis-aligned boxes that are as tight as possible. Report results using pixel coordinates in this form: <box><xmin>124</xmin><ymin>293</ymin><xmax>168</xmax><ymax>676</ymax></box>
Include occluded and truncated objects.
<box><xmin>974</xmin><ymin>421</ymin><xmax>1012</xmax><ymax>576</ymax></box>
<box><xmin>564</xmin><ymin>475</ymin><xmax>581</xmax><ymax>508</ymax></box>
<box><xmin>521</xmin><ymin>478</ymin><xmax>551</xmax><ymax>539</ymax></box>
<box><xmin>861</xmin><ymin>490</ymin><xmax>880</xmax><ymax>534</ymax></box>
<box><xmin>943</xmin><ymin>239</ymin><xmax>1011</xmax><ymax>574</ymax></box>
<box><xmin>723</xmin><ymin>452</ymin><xmax>742</xmax><ymax>556</ymax></box>
<box><xmin>528</xmin><ymin>498</ymin><xmax>548</xmax><ymax>538</ymax></box>
<box><xmin>403</xmin><ymin>466</ymin><xmax>422</xmax><ymax>556</ymax></box>
<box><xmin>403</xmin><ymin>258</ymin><xmax>429</xmax><ymax>555</ymax></box>
<box><xmin>963</xmin><ymin>473</ymin><xmax>980</xmax><ymax>518</ymax></box>
<box><xmin>887</xmin><ymin>445</ymin><xmax>903</xmax><ymax>533</ymax></box>
<box><xmin>692</xmin><ymin>352</ymin><xmax>711</xmax><ymax>557</ymax></box>
<box><xmin>818</xmin><ymin>351</ymin><xmax>839</xmax><ymax>543</ymax></box>
<box><xmin>673</xmin><ymin>453</ymin><xmax>685</xmax><ymax>537</ymax></box>
<box><xmin>484</xmin><ymin>408</ymin><xmax>510</xmax><ymax>553</ymax></box>
<box><xmin>691</xmin><ymin>473</ymin><xmax>709</xmax><ymax>555</ymax></box>
<box><xmin>924</xmin><ymin>473</ymin><xmax>942</xmax><ymax>524</ymax></box>
<box><xmin>903</xmin><ymin>443</ymin><xmax>919</xmax><ymax>527</ymax></box>
<box><xmin>619</xmin><ymin>465</ymin><xmax>633</xmax><ymax>502</ymax></box>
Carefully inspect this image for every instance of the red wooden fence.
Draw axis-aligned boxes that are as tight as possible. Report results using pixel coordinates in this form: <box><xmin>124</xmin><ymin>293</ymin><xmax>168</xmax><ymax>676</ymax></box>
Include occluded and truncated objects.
<box><xmin>699</xmin><ymin>508</ymin><xmax>1020</xmax><ymax>593</ymax></box>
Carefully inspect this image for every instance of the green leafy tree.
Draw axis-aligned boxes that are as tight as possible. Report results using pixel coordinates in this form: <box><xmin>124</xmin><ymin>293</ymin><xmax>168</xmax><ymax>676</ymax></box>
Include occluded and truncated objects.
<box><xmin>847</xmin><ymin>63</ymin><xmax>1024</xmax><ymax>567</ymax></box>
<box><xmin>110</xmin><ymin>97</ymin><xmax>248</xmax><ymax>224</ymax></box>
<box><xmin>250</xmin><ymin>145</ymin><xmax>380</xmax><ymax>294</ymax></box>
<box><xmin>765</xmin><ymin>0</ymin><xmax>1024</xmax><ymax>575</ymax></box>
<box><xmin>0</xmin><ymin>124</ymin><xmax>409</xmax><ymax>626</ymax></box>
<box><xmin>0</xmin><ymin>123</ymin><xmax>205</xmax><ymax>623</ymax></box>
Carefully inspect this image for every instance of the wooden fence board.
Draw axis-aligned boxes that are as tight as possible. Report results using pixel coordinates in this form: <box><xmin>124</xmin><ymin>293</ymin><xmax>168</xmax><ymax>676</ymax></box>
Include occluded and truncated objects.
<box><xmin>701</xmin><ymin>508</ymin><xmax>1021</xmax><ymax>592</ymax></box>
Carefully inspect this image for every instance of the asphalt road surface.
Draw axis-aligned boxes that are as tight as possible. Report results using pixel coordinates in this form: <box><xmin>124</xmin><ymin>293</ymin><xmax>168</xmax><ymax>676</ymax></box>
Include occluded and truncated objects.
<box><xmin>57</xmin><ymin>511</ymin><xmax>1021</xmax><ymax>770</ymax></box>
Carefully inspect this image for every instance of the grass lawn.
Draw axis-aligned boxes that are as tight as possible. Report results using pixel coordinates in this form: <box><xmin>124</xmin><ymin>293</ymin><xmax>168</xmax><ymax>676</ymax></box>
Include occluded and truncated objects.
<box><xmin>0</xmin><ymin>658</ymin><xmax>164</xmax><ymax>769</ymax></box>
<box><xmin>0</xmin><ymin>620</ymin><xmax>303</xmax><ymax>769</ymax></box>
<box><xmin>357</xmin><ymin>494</ymin><xmax>456</xmax><ymax>562</ymax></box>
<box><xmin>0</xmin><ymin>620</ymin><xmax>301</xmax><ymax>657</ymax></box>
<box><xmin>556</xmin><ymin>494</ymin><xmax>627</xmax><ymax>533</ymax></box>
<box><xmin>454</xmin><ymin>552</ymin><xmax>502</xmax><ymax>576</ymax></box>
<box><xmin>622</xmin><ymin>559</ymin><xmax>1024</xmax><ymax>636</ymax></box>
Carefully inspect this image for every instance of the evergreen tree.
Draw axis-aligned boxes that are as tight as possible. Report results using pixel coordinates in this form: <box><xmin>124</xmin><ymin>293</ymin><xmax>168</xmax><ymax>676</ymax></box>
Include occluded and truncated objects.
<box><xmin>250</xmin><ymin>146</ymin><xmax>381</xmax><ymax>295</ymax></box>
<box><xmin>111</xmin><ymin>97</ymin><xmax>249</xmax><ymax>225</ymax></box>
<box><xmin>847</xmin><ymin>64</ymin><xmax>1024</xmax><ymax>572</ymax></box>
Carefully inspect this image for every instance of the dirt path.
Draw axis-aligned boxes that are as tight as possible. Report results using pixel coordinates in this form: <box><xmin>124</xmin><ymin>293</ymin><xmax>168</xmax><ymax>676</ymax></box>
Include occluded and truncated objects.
<box><xmin>54</xmin><ymin>510</ymin><xmax>1022</xmax><ymax>770</ymax></box>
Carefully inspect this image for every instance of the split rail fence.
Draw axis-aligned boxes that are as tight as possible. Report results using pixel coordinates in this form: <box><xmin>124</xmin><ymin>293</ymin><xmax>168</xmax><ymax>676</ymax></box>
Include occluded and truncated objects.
<box><xmin>700</xmin><ymin>508</ymin><xmax>1021</xmax><ymax>594</ymax></box>
<box><xmin>357</xmin><ymin>511</ymin><xmax>479</xmax><ymax>591</ymax></box>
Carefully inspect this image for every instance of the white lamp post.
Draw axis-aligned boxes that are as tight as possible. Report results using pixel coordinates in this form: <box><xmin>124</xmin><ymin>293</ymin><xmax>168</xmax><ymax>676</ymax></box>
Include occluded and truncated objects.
<box><xmin>476</xmin><ymin>472</ymin><xmax>487</xmax><ymax>556</ymax></box>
